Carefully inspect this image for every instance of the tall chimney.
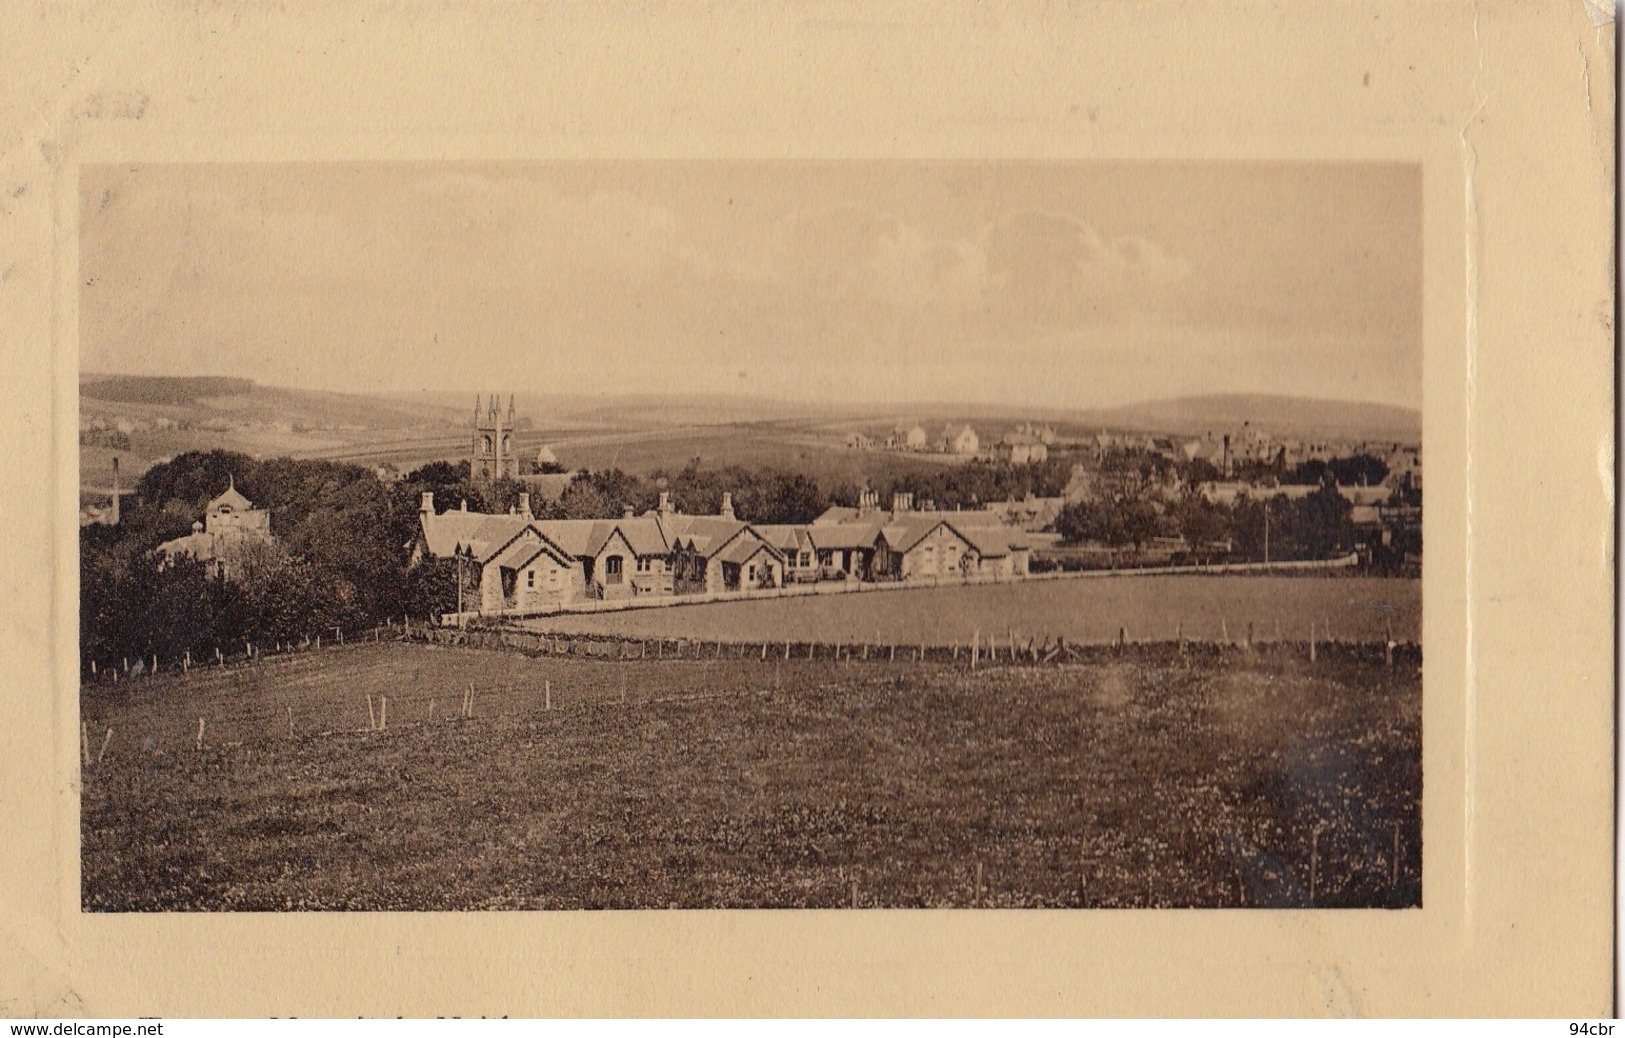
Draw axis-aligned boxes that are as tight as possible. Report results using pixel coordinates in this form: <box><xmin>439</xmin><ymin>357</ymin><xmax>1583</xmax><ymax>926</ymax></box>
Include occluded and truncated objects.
<box><xmin>518</xmin><ymin>492</ymin><xmax>532</xmax><ymax>519</ymax></box>
<box><xmin>420</xmin><ymin>491</ymin><xmax>435</xmax><ymax>515</ymax></box>
<box><xmin>658</xmin><ymin>491</ymin><xmax>672</xmax><ymax>515</ymax></box>
<box><xmin>719</xmin><ymin>492</ymin><xmax>735</xmax><ymax>520</ymax></box>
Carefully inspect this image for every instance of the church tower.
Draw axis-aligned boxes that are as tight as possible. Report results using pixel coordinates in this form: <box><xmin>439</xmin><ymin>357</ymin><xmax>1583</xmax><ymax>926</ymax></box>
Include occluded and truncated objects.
<box><xmin>471</xmin><ymin>394</ymin><xmax>519</xmax><ymax>481</ymax></box>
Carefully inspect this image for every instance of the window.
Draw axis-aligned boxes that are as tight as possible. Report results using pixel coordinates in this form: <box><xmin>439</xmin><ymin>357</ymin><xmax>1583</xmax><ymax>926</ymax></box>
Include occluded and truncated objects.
<box><xmin>799</xmin><ymin>551</ymin><xmax>809</xmax><ymax>567</ymax></box>
<box><xmin>604</xmin><ymin>556</ymin><xmax>623</xmax><ymax>583</ymax></box>
<box><xmin>747</xmin><ymin>564</ymin><xmax>756</xmax><ymax>582</ymax></box>
<box><xmin>526</xmin><ymin>570</ymin><xmax>535</xmax><ymax>588</ymax></box>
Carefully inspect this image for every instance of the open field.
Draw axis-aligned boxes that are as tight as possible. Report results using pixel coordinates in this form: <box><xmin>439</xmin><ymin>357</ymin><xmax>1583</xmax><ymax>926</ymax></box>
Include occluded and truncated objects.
<box><xmin>518</xmin><ymin>574</ymin><xmax>1421</xmax><ymax>647</ymax></box>
<box><xmin>81</xmin><ymin>640</ymin><xmax>1421</xmax><ymax>910</ymax></box>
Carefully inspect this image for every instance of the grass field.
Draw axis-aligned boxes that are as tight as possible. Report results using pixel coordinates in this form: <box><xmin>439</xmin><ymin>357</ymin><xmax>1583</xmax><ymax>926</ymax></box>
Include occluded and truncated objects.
<box><xmin>81</xmin><ymin>640</ymin><xmax>1421</xmax><ymax>910</ymax></box>
<box><xmin>518</xmin><ymin>575</ymin><xmax>1421</xmax><ymax>647</ymax></box>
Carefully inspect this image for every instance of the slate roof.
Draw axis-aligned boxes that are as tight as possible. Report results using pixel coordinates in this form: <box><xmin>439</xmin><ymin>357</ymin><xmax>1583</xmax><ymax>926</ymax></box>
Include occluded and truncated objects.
<box><xmin>806</xmin><ymin>520</ymin><xmax>884</xmax><ymax>551</ymax></box>
<box><xmin>752</xmin><ymin>524</ymin><xmax>815</xmax><ymax>553</ymax></box>
<box><xmin>419</xmin><ymin>511</ymin><xmax>533</xmax><ymax>561</ymax></box>
<box><xmin>655</xmin><ymin>514</ymin><xmax>753</xmax><ymax>558</ymax></box>
<box><xmin>716</xmin><ymin>537</ymin><xmax>784</xmax><ymax>566</ymax></box>
<box><xmin>491</xmin><ymin>533</ymin><xmax>573</xmax><ymax>571</ymax></box>
<box><xmin>206</xmin><ymin>484</ymin><xmax>255</xmax><ymax>513</ymax></box>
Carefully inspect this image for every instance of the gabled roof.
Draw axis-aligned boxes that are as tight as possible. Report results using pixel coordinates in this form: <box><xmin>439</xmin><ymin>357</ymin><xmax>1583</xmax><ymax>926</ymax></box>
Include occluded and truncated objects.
<box><xmin>491</xmin><ymin>530</ymin><xmax>574</xmax><ymax>571</ymax></box>
<box><xmin>878</xmin><ymin>517</ymin><xmax>954</xmax><ymax>554</ymax></box>
<box><xmin>207</xmin><ymin>483</ymin><xmax>255</xmax><ymax>513</ymax></box>
<box><xmin>655</xmin><ymin>514</ymin><xmax>751</xmax><ymax>558</ymax></box>
<box><xmin>806</xmin><ymin>520</ymin><xmax>884</xmax><ymax>551</ymax></box>
<box><xmin>955</xmin><ymin>523</ymin><xmax>1026</xmax><ymax>558</ymax></box>
<box><xmin>612</xmin><ymin>515</ymin><xmax>671</xmax><ymax>557</ymax></box>
<box><xmin>533</xmin><ymin>519</ymin><xmax>612</xmax><ymax>557</ymax></box>
<box><xmin>419</xmin><ymin>510</ymin><xmax>533</xmax><ymax>562</ymax></box>
<box><xmin>716</xmin><ymin>536</ymin><xmax>784</xmax><ymax>566</ymax></box>
<box><xmin>752</xmin><ymin>524</ymin><xmax>815</xmax><ymax>552</ymax></box>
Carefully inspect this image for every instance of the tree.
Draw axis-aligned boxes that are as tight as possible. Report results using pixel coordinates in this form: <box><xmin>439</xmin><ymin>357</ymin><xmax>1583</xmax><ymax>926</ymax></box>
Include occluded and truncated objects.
<box><xmin>1328</xmin><ymin>453</ymin><xmax>1390</xmax><ymax>488</ymax></box>
<box><xmin>1173</xmin><ymin>491</ymin><xmax>1229</xmax><ymax>562</ymax></box>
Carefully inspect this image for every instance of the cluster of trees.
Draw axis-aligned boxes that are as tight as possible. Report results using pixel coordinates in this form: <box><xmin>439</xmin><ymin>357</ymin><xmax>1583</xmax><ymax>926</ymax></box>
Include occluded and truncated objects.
<box><xmin>1054</xmin><ymin>481</ymin><xmax>1358</xmax><ymax>565</ymax></box>
<box><xmin>82</xmin><ymin>451</ymin><xmax>482</xmax><ymax>677</ymax></box>
<box><xmin>1223</xmin><ymin>451</ymin><xmax>1391</xmax><ymax>488</ymax></box>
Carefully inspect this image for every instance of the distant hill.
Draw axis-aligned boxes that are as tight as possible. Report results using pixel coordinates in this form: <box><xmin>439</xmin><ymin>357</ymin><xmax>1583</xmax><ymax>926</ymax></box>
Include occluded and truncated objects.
<box><xmin>80</xmin><ymin>375</ymin><xmax>466</xmax><ymax>430</ymax></box>
<box><xmin>1084</xmin><ymin>394</ymin><xmax>1421</xmax><ymax>444</ymax></box>
<box><xmin>81</xmin><ymin>375</ymin><xmax>256</xmax><ymax>406</ymax></box>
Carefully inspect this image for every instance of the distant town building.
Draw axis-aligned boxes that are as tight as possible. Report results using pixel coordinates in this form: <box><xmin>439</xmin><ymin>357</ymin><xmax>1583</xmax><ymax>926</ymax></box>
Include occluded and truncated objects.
<box><xmin>996</xmin><ymin>428</ymin><xmax>1049</xmax><ymax>465</ymax></box>
<box><xmin>155</xmin><ymin>478</ymin><xmax>275</xmax><ymax>579</ymax></box>
<box><xmin>471</xmin><ymin>394</ymin><xmax>519</xmax><ymax>481</ymax></box>
<box><xmin>941</xmin><ymin>424</ymin><xmax>979</xmax><ymax>455</ymax></box>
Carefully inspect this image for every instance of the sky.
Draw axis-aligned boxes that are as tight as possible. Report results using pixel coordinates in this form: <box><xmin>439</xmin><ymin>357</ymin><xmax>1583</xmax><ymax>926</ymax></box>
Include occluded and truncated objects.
<box><xmin>79</xmin><ymin>161</ymin><xmax>1422</xmax><ymax>411</ymax></box>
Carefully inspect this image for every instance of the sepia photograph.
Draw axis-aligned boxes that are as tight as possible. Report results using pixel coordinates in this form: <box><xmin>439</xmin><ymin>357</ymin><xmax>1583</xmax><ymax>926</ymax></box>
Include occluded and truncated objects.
<box><xmin>76</xmin><ymin>160</ymin><xmax>1425</xmax><ymax>912</ymax></box>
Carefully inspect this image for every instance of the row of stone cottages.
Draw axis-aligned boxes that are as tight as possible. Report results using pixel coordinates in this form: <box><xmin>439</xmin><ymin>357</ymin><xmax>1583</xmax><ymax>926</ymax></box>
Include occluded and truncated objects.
<box><xmin>410</xmin><ymin>490</ymin><xmax>1032</xmax><ymax>617</ymax></box>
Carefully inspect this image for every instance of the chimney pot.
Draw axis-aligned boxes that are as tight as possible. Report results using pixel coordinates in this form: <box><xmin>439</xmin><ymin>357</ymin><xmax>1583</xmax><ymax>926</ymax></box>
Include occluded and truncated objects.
<box><xmin>719</xmin><ymin>492</ymin><xmax>735</xmax><ymax>520</ymax></box>
<box><xmin>624</xmin><ymin>505</ymin><xmax>635</xmax><ymax>519</ymax></box>
<box><xmin>518</xmin><ymin>492</ymin><xmax>532</xmax><ymax>518</ymax></box>
<box><xmin>420</xmin><ymin>491</ymin><xmax>435</xmax><ymax>514</ymax></box>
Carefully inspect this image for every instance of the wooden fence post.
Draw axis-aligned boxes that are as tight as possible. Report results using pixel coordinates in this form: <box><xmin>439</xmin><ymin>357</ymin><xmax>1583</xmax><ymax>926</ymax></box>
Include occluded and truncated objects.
<box><xmin>97</xmin><ymin>728</ymin><xmax>113</xmax><ymax>765</ymax></box>
<box><xmin>545</xmin><ymin>680</ymin><xmax>551</xmax><ymax>711</ymax></box>
<box><xmin>195</xmin><ymin>718</ymin><xmax>205</xmax><ymax>752</ymax></box>
<box><xmin>1310</xmin><ymin>623</ymin><xmax>1317</xmax><ymax>662</ymax></box>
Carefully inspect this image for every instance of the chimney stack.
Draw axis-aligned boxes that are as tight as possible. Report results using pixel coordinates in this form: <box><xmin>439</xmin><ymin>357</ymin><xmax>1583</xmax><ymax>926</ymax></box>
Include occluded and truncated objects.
<box><xmin>518</xmin><ymin>492</ymin><xmax>532</xmax><ymax>519</ymax></box>
<box><xmin>420</xmin><ymin>491</ymin><xmax>435</xmax><ymax>515</ymax></box>
<box><xmin>623</xmin><ymin>505</ymin><xmax>636</xmax><ymax>520</ymax></box>
<box><xmin>658</xmin><ymin>491</ymin><xmax>672</xmax><ymax>515</ymax></box>
<box><xmin>891</xmin><ymin>491</ymin><xmax>912</xmax><ymax>516</ymax></box>
<box><xmin>719</xmin><ymin>492</ymin><xmax>735</xmax><ymax>520</ymax></box>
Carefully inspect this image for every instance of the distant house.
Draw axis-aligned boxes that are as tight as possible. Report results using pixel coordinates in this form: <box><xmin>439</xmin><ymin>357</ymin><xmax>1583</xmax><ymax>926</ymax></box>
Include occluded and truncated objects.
<box><xmin>155</xmin><ymin>478</ymin><xmax>275</xmax><ymax>579</ymax></box>
<box><xmin>996</xmin><ymin>429</ymin><xmax>1048</xmax><ymax>465</ymax></box>
<box><xmin>941</xmin><ymin>424</ymin><xmax>979</xmax><ymax>455</ymax></box>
